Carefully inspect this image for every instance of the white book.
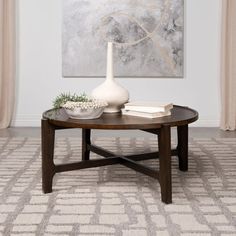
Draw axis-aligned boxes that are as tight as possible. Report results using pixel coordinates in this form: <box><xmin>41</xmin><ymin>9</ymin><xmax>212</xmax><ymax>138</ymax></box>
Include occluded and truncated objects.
<box><xmin>122</xmin><ymin>109</ymin><xmax>171</xmax><ymax>119</ymax></box>
<box><xmin>124</xmin><ymin>101</ymin><xmax>173</xmax><ymax>113</ymax></box>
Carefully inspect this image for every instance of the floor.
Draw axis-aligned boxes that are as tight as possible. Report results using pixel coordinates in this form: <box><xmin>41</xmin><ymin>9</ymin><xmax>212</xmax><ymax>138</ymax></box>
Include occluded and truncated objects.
<box><xmin>1</xmin><ymin>135</ymin><xmax>236</xmax><ymax>235</ymax></box>
<box><xmin>0</xmin><ymin>127</ymin><xmax>236</xmax><ymax>138</ymax></box>
<box><xmin>1</xmin><ymin>127</ymin><xmax>236</xmax><ymax>235</ymax></box>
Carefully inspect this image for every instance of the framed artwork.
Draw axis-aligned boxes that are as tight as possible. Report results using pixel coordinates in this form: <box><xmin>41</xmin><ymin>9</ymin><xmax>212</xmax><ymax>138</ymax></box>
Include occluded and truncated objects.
<box><xmin>62</xmin><ymin>0</ymin><xmax>184</xmax><ymax>77</ymax></box>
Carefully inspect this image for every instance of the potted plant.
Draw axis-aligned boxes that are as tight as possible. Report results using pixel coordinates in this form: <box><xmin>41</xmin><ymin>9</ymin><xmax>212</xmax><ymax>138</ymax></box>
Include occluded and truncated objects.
<box><xmin>53</xmin><ymin>93</ymin><xmax>108</xmax><ymax>119</ymax></box>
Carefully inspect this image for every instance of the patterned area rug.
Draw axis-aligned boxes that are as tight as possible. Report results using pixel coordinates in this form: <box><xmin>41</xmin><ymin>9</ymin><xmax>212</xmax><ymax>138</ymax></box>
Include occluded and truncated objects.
<box><xmin>0</xmin><ymin>137</ymin><xmax>236</xmax><ymax>236</ymax></box>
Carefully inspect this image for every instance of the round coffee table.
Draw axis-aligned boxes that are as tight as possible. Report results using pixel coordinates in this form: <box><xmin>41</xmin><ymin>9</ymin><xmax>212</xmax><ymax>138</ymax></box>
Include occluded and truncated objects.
<box><xmin>42</xmin><ymin>105</ymin><xmax>198</xmax><ymax>204</ymax></box>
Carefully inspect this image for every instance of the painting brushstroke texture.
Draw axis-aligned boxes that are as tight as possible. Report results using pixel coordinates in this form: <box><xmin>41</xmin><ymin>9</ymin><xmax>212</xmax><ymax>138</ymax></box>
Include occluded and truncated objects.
<box><xmin>62</xmin><ymin>0</ymin><xmax>184</xmax><ymax>77</ymax></box>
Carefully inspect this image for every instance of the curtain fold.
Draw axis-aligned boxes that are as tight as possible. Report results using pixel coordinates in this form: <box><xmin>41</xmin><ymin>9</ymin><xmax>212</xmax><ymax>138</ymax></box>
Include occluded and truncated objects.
<box><xmin>220</xmin><ymin>0</ymin><xmax>236</xmax><ymax>130</ymax></box>
<box><xmin>0</xmin><ymin>0</ymin><xmax>15</xmax><ymax>129</ymax></box>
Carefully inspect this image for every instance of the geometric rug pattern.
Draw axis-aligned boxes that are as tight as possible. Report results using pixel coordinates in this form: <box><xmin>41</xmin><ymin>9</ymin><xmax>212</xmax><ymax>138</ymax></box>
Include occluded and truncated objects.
<box><xmin>0</xmin><ymin>137</ymin><xmax>236</xmax><ymax>235</ymax></box>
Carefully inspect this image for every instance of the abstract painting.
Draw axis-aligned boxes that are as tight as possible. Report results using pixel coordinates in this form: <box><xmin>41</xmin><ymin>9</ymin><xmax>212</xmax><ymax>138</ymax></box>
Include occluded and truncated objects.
<box><xmin>62</xmin><ymin>0</ymin><xmax>184</xmax><ymax>77</ymax></box>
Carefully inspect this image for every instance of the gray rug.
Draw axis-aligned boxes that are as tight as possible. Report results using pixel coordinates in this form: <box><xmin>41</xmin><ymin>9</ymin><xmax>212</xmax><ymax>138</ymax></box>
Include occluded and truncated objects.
<box><xmin>0</xmin><ymin>137</ymin><xmax>236</xmax><ymax>236</ymax></box>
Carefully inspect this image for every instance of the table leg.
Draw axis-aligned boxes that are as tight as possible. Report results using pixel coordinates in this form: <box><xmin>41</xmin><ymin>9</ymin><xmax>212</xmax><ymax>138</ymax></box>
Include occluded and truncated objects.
<box><xmin>177</xmin><ymin>125</ymin><xmax>188</xmax><ymax>171</ymax></box>
<box><xmin>82</xmin><ymin>129</ymin><xmax>91</xmax><ymax>161</ymax></box>
<box><xmin>41</xmin><ymin>119</ymin><xmax>56</xmax><ymax>193</ymax></box>
<box><xmin>158</xmin><ymin>125</ymin><xmax>172</xmax><ymax>204</ymax></box>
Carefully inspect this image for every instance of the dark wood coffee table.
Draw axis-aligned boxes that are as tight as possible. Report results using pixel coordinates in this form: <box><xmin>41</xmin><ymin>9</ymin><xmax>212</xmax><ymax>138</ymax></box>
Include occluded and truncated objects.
<box><xmin>42</xmin><ymin>105</ymin><xmax>198</xmax><ymax>204</ymax></box>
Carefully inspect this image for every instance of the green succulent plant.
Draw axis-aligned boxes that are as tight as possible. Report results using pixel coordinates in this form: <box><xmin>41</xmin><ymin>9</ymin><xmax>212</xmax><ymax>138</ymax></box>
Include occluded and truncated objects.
<box><xmin>53</xmin><ymin>92</ymin><xmax>91</xmax><ymax>109</ymax></box>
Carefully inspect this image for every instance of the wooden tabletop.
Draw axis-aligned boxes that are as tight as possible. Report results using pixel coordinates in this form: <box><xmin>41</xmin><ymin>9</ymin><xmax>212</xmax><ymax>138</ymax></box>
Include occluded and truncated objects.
<box><xmin>42</xmin><ymin>105</ymin><xmax>198</xmax><ymax>130</ymax></box>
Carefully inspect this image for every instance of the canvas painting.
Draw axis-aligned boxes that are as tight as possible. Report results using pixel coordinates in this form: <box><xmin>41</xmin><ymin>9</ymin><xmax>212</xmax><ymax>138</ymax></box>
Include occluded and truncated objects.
<box><xmin>62</xmin><ymin>0</ymin><xmax>184</xmax><ymax>77</ymax></box>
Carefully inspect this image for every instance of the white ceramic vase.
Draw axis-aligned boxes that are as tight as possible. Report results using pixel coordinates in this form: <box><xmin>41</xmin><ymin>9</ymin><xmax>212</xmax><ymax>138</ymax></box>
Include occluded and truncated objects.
<box><xmin>91</xmin><ymin>42</ymin><xmax>129</xmax><ymax>113</ymax></box>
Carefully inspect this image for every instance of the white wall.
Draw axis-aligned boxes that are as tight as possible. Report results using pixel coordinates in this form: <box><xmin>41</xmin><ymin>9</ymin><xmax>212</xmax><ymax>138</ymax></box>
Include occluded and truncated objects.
<box><xmin>13</xmin><ymin>0</ymin><xmax>222</xmax><ymax>127</ymax></box>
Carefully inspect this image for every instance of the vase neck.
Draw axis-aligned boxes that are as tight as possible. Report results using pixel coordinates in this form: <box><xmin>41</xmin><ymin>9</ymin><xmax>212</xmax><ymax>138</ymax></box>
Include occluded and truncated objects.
<box><xmin>106</xmin><ymin>42</ymin><xmax>114</xmax><ymax>81</ymax></box>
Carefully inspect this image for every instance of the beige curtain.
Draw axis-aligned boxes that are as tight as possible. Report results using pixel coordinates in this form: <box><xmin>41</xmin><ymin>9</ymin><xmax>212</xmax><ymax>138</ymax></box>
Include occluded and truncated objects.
<box><xmin>0</xmin><ymin>0</ymin><xmax>15</xmax><ymax>129</ymax></box>
<box><xmin>220</xmin><ymin>0</ymin><xmax>236</xmax><ymax>130</ymax></box>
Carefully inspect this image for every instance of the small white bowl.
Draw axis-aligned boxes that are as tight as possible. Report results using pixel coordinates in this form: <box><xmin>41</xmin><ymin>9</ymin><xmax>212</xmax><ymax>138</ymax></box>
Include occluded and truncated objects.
<box><xmin>64</xmin><ymin>107</ymin><xmax>105</xmax><ymax>119</ymax></box>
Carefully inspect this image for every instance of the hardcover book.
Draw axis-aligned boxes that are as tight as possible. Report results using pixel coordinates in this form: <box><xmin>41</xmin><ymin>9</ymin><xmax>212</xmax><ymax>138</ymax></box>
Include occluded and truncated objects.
<box><xmin>122</xmin><ymin>110</ymin><xmax>171</xmax><ymax>119</ymax></box>
<box><xmin>124</xmin><ymin>102</ymin><xmax>173</xmax><ymax>113</ymax></box>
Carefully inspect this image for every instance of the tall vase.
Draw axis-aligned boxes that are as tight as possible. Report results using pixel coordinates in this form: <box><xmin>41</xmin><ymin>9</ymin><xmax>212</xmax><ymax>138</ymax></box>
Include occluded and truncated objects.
<box><xmin>91</xmin><ymin>42</ymin><xmax>129</xmax><ymax>113</ymax></box>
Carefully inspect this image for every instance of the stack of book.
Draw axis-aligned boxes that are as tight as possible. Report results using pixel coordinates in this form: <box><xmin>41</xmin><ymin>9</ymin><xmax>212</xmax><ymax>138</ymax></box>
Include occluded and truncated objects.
<box><xmin>122</xmin><ymin>101</ymin><xmax>173</xmax><ymax>118</ymax></box>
